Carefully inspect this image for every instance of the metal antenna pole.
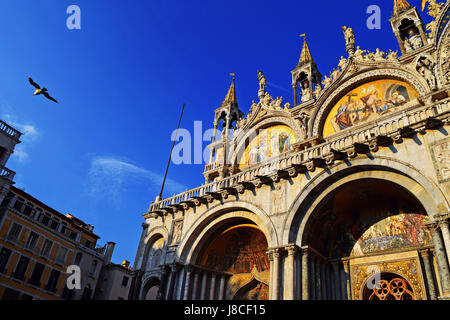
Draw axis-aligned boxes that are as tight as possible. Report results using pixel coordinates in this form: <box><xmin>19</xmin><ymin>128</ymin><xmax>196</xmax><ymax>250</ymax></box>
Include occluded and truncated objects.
<box><xmin>158</xmin><ymin>103</ymin><xmax>186</xmax><ymax>201</ymax></box>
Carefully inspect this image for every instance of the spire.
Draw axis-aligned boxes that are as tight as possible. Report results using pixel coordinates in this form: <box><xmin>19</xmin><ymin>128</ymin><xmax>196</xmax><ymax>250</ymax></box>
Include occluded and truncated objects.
<box><xmin>298</xmin><ymin>34</ymin><xmax>313</xmax><ymax>66</ymax></box>
<box><xmin>222</xmin><ymin>73</ymin><xmax>238</xmax><ymax>107</ymax></box>
<box><xmin>393</xmin><ymin>0</ymin><xmax>411</xmax><ymax>16</ymax></box>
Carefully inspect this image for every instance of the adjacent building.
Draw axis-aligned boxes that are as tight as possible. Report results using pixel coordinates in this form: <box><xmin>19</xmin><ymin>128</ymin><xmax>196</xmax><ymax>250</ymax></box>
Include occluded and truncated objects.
<box><xmin>132</xmin><ymin>0</ymin><xmax>450</xmax><ymax>300</ymax></box>
<box><xmin>94</xmin><ymin>259</ymin><xmax>133</xmax><ymax>300</ymax></box>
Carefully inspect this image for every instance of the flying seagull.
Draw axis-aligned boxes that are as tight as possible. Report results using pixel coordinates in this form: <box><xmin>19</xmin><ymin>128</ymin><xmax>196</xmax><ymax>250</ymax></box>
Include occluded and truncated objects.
<box><xmin>28</xmin><ymin>78</ymin><xmax>58</xmax><ymax>103</ymax></box>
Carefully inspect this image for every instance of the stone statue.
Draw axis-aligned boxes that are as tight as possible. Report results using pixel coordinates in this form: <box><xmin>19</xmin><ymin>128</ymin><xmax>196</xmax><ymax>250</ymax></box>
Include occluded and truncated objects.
<box><xmin>386</xmin><ymin>50</ymin><xmax>399</xmax><ymax>61</ymax></box>
<box><xmin>338</xmin><ymin>56</ymin><xmax>348</xmax><ymax>71</ymax></box>
<box><xmin>417</xmin><ymin>57</ymin><xmax>437</xmax><ymax>90</ymax></box>
<box><xmin>330</xmin><ymin>68</ymin><xmax>340</xmax><ymax>81</ymax></box>
<box><xmin>342</xmin><ymin>25</ymin><xmax>356</xmax><ymax>54</ymax></box>
<box><xmin>365</xmin><ymin>51</ymin><xmax>375</xmax><ymax>62</ymax></box>
<box><xmin>373</xmin><ymin>48</ymin><xmax>385</xmax><ymax>61</ymax></box>
<box><xmin>250</xmin><ymin>100</ymin><xmax>258</xmax><ymax>113</ymax></box>
<box><xmin>354</xmin><ymin>46</ymin><xmax>366</xmax><ymax>61</ymax></box>
<box><xmin>258</xmin><ymin>70</ymin><xmax>267</xmax><ymax>92</ymax></box>
<box><xmin>272</xmin><ymin>97</ymin><xmax>283</xmax><ymax>110</ymax></box>
<box><xmin>298</xmin><ymin>112</ymin><xmax>310</xmax><ymax>140</ymax></box>
<box><xmin>313</xmin><ymin>84</ymin><xmax>323</xmax><ymax>98</ymax></box>
<box><xmin>404</xmin><ymin>38</ymin><xmax>413</xmax><ymax>53</ymax></box>
<box><xmin>284</xmin><ymin>102</ymin><xmax>291</xmax><ymax>111</ymax></box>
<box><xmin>407</xmin><ymin>29</ymin><xmax>423</xmax><ymax>51</ymax></box>
<box><xmin>322</xmin><ymin>75</ymin><xmax>332</xmax><ymax>89</ymax></box>
<box><xmin>301</xmin><ymin>82</ymin><xmax>312</xmax><ymax>103</ymax></box>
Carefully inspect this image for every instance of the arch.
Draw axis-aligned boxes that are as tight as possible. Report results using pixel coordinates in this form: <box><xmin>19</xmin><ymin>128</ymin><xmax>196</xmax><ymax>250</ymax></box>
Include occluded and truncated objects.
<box><xmin>311</xmin><ymin>68</ymin><xmax>429</xmax><ymax>138</ymax></box>
<box><xmin>362</xmin><ymin>272</ymin><xmax>415</xmax><ymax>300</ymax></box>
<box><xmin>177</xmin><ymin>201</ymin><xmax>278</xmax><ymax>266</ymax></box>
<box><xmin>232</xmin><ymin>116</ymin><xmax>301</xmax><ymax>168</ymax></box>
<box><xmin>436</xmin><ymin>7</ymin><xmax>450</xmax><ymax>87</ymax></box>
<box><xmin>140</xmin><ymin>228</ymin><xmax>168</xmax><ymax>272</ymax></box>
<box><xmin>282</xmin><ymin>156</ymin><xmax>449</xmax><ymax>246</ymax></box>
<box><xmin>141</xmin><ymin>277</ymin><xmax>161</xmax><ymax>300</ymax></box>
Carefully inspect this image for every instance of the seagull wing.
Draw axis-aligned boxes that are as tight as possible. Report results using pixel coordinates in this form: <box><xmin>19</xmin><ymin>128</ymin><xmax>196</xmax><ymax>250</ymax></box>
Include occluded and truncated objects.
<box><xmin>28</xmin><ymin>77</ymin><xmax>40</xmax><ymax>89</ymax></box>
<box><xmin>43</xmin><ymin>92</ymin><xmax>58</xmax><ymax>103</ymax></box>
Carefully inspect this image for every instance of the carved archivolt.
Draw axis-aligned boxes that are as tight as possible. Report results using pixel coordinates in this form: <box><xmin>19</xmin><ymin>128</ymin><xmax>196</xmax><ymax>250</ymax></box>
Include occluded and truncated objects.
<box><xmin>351</xmin><ymin>258</ymin><xmax>425</xmax><ymax>300</ymax></box>
<box><xmin>438</xmin><ymin>23</ymin><xmax>450</xmax><ymax>85</ymax></box>
<box><xmin>311</xmin><ymin>68</ymin><xmax>428</xmax><ymax>137</ymax></box>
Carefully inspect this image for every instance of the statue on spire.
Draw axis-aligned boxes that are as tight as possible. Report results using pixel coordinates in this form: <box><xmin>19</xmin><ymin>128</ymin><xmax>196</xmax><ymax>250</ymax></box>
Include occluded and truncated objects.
<box><xmin>342</xmin><ymin>25</ymin><xmax>356</xmax><ymax>55</ymax></box>
<box><xmin>257</xmin><ymin>70</ymin><xmax>267</xmax><ymax>99</ymax></box>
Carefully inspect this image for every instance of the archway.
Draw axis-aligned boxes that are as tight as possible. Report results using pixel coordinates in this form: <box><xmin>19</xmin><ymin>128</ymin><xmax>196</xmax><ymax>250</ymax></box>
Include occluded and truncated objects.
<box><xmin>304</xmin><ymin>179</ymin><xmax>430</xmax><ymax>260</ymax></box>
<box><xmin>142</xmin><ymin>278</ymin><xmax>161</xmax><ymax>300</ymax></box>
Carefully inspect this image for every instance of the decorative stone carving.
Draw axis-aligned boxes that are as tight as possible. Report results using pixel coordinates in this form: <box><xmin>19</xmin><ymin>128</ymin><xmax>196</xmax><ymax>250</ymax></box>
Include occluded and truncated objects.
<box><xmin>351</xmin><ymin>259</ymin><xmax>425</xmax><ymax>300</ymax></box>
<box><xmin>440</xmin><ymin>33</ymin><xmax>450</xmax><ymax>84</ymax></box>
<box><xmin>386</xmin><ymin>49</ymin><xmax>399</xmax><ymax>61</ymax></box>
<box><xmin>354</xmin><ymin>46</ymin><xmax>366</xmax><ymax>61</ymax></box>
<box><xmin>423</xmin><ymin>0</ymin><xmax>445</xmax><ymax>36</ymax></box>
<box><xmin>430</xmin><ymin>138</ymin><xmax>450</xmax><ymax>182</ymax></box>
<box><xmin>405</xmin><ymin>29</ymin><xmax>424</xmax><ymax>51</ymax></box>
<box><xmin>313</xmin><ymin>84</ymin><xmax>323</xmax><ymax>99</ymax></box>
<box><xmin>338</xmin><ymin>56</ymin><xmax>348</xmax><ymax>71</ymax></box>
<box><xmin>416</xmin><ymin>57</ymin><xmax>437</xmax><ymax>90</ymax></box>
<box><xmin>170</xmin><ymin>220</ymin><xmax>183</xmax><ymax>245</ymax></box>
<box><xmin>373</xmin><ymin>48</ymin><xmax>386</xmax><ymax>62</ymax></box>
<box><xmin>298</xmin><ymin>112</ymin><xmax>310</xmax><ymax>140</ymax></box>
<box><xmin>258</xmin><ymin>70</ymin><xmax>267</xmax><ymax>94</ymax></box>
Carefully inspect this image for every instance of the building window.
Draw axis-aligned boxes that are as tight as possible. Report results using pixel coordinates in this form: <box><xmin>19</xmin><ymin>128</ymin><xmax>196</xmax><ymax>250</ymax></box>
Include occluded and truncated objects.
<box><xmin>49</xmin><ymin>217</ymin><xmax>60</xmax><ymax>231</ymax></box>
<box><xmin>121</xmin><ymin>276</ymin><xmax>129</xmax><ymax>287</ymax></box>
<box><xmin>84</xmin><ymin>240</ymin><xmax>92</xmax><ymax>249</ymax></box>
<box><xmin>6</xmin><ymin>223</ymin><xmax>22</xmax><ymax>243</ymax></box>
<box><xmin>22</xmin><ymin>203</ymin><xmax>34</xmax><ymax>217</ymax></box>
<box><xmin>59</xmin><ymin>222</ymin><xmax>67</xmax><ymax>235</ymax></box>
<box><xmin>45</xmin><ymin>269</ymin><xmax>61</xmax><ymax>293</ymax></box>
<box><xmin>24</xmin><ymin>231</ymin><xmax>39</xmax><ymax>251</ymax></box>
<box><xmin>89</xmin><ymin>260</ymin><xmax>98</xmax><ymax>275</ymax></box>
<box><xmin>12</xmin><ymin>255</ymin><xmax>30</xmax><ymax>281</ymax></box>
<box><xmin>33</xmin><ymin>208</ymin><xmax>42</xmax><ymax>221</ymax></box>
<box><xmin>74</xmin><ymin>252</ymin><xmax>83</xmax><ymax>265</ymax></box>
<box><xmin>2</xmin><ymin>288</ymin><xmax>20</xmax><ymax>300</ymax></box>
<box><xmin>55</xmin><ymin>246</ymin><xmax>68</xmax><ymax>265</ymax></box>
<box><xmin>28</xmin><ymin>262</ymin><xmax>45</xmax><ymax>287</ymax></box>
<box><xmin>0</xmin><ymin>247</ymin><xmax>12</xmax><ymax>274</ymax></box>
<box><xmin>40</xmin><ymin>239</ymin><xmax>53</xmax><ymax>258</ymax></box>
<box><xmin>68</xmin><ymin>230</ymin><xmax>78</xmax><ymax>240</ymax></box>
<box><xmin>13</xmin><ymin>197</ymin><xmax>25</xmax><ymax>212</ymax></box>
<box><xmin>39</xmin><ymin>212</ymin><xmax>51</xmax><ymax>226</ymax></box>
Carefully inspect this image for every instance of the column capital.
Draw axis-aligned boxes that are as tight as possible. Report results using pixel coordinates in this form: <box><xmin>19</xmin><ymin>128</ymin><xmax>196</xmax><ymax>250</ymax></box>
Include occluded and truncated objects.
<box><xmin>425</xmin><ymin>221</ymin><xmax>441</xmax><ymax>232</ymax></box>
<box><xmin>286</xmin><ymin>245</ymin><xmax>299</xmax><ymax>257</ymax></box>
<box><xmin>419</xmin><ymin>248</ymin><xmax>431</xmax><ymax>257</ymax></box>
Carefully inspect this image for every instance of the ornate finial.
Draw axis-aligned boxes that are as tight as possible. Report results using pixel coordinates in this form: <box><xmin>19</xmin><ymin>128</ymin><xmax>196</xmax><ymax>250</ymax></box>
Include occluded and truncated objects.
<box><xmin>229</xmin><ymin>73</ymin><xmax>236</xmax><ymax>81</ymax></box>
<box><xmin>393</xmin><ymin>0</ymin><xmax>411</xmax><ymax>16</ymax></box>
<box><xmin>298</xmin><ymin>34</ymin><xmax>313</xmax><ymax>66</ymax></box>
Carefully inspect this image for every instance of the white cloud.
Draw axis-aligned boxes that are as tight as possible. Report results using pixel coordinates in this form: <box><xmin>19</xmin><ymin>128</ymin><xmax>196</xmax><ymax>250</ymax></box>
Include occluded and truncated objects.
<box><xmin>1</xmin><ymin>114</ymin><xmax>40</xmax><ymax>164</ymax></box>
<box><xmin>87</xmin><ymin>155</ymin><xmax>188</xmax><ymax>205</ymax></box>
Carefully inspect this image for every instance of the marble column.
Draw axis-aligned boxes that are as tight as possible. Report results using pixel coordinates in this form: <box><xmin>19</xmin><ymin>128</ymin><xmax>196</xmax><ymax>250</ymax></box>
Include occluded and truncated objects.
<box><xmin>200</xmin><ymin>272</ymin><xmax>208</xmax><ymax>300</ymax></box>
<box><xmin>331</xmin><ymin>261</ymin><xmax>341</xmax><ymax>300</ymax></box>
<box><xmin>183</xmin><ymin>266</ymin><xmax>193</xmax><ymax>300</ymax></box>
<box><xmin>301</xmin><ymin>248</ymin><xmax>310</xmax><ymax>300</ymax></box>
<box><xmin>320</xmin><ymin>261</ymin><xmax>327</xmax><ymax>300</ymax></box>
<box><xmin>166</xmin><ymin>264</ymin><xmax>178</xmax><ymax>300</ymax></box>
<box><xmin>266</xmin><ymin>250</ymin><xmax>274</xmax><ymax>299</ymax></box>
<box><xmin>326</xmin><ymin>264</ymin><xmax>332</xmax><ymax>300</ymax></box>
<box><xmin>315</xmin><ymin>257</ymin><xmax>321</xmax><ymax>300</ymax></box>
<box><xmin>420</xmin><ymin>249</ymin><xmax>437</xmax><ymax>300</ymax></box>
<box><xmin>341</xmin><ymin>261</ymin><xmax>351</xmax><ymax>300</ymax></box>
<box><xmin>175</xmin><ymin>267</ymin><xmax>186</xmax><ymax>300</ymax></box>
<box><xmin>309</xmin><ymin>253</ymin><xmax>315</xmax><ymax>300</ymax></box>
<box><xmin>427</xmin><ymin>222</ymin><xmax>450</xmax><ymax>298</ymax></box>
<box><xmin>210</xmin><ymin>273</ymin><xmax>217</xmax><ymax>300</ymax></box>
<box><xmin>192</xmin><ymin>269</ymin><xmax>200</xmax><ymax>300</ymax></box>
<box><xmin>284</xmin><ymin>245</ymin><xmax>297</xmax><ymax>300</ymax></box>
<box><xmin>438</xmin><ymin>216</ymin><xmax>450</xmax><ymax>267</ymax></box>
<box><xmin>272</xmin><ymin>249</ymin><xmax>281</xmax><ymax>300</ymax></box>
<box><xmin>219</xmin><ymin>275</ymin><xmax>227</xmax><ymax>300</ymax></box>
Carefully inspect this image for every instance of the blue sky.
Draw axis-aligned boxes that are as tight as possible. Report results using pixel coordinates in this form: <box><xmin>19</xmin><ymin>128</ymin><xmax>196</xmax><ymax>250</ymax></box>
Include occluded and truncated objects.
<box><xmin>0</xmin><ymin>0</ymin><xmax>434</xmax><ymax>263</ymax></box>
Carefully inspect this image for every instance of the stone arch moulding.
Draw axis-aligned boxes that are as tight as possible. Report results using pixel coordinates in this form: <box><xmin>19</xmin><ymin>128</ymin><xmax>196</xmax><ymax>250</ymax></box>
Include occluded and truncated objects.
<box><xmin>281</xmin><ymin>156</ymin><xmax>449</xmax><ymax>246</ymax></box>
<box><xmin>433</xmin><ymin>1</ymin><xmax>450</xmax><ymax>47</ymax></box>
<box><xmin>140</xmin><ymin>228</ymin><xmax>168</xmax><ymax>270</ymax></box>
<box><xmin>232</xmin><ymin>116</ymin><xmax>301</xmax><ymax>166</ymax></box>
<box><xmin>177</xmin><ymin>201</ymin><xmax>278</xmax><ymax>266</ymax></box>
<box><xmin>310</xmin><ymin>68</ymin><xmax>429</xmax><ymax>138</ymax></box>
<box><xmin>140</xmin><ymin>276</ymin><xmax>161</xmax><ymax>300</ymax></box>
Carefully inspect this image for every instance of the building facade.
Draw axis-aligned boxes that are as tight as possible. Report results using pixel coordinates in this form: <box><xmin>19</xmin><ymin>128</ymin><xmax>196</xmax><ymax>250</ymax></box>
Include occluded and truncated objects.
<box><xmin>133</xmin><ymin>0</ymin><xmax>450</xmax><ymax>300</ymax></box>
<box><xmin>0</xmin><ymin>186</ymin><xmax>110</xmax><ymax>300</ymax></box>
<box><xmin>94</xmin><ymin>259</ymin><xmax>133</xmax><ymax>300</ymax></box>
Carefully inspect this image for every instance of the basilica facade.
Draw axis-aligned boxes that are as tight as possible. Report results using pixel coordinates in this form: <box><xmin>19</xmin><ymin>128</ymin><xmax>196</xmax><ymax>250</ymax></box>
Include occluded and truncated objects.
<box><xmin>131</xmin><ymin>0</ymin><xmax>450</xmax><ymax>300</ymax></box>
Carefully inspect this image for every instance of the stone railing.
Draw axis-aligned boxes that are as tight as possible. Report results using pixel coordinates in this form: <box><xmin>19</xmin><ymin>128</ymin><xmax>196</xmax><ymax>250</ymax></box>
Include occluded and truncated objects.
<box><xmin>0</xmin><ymin>166</ymin><xmax>16</xmax><ymax>181</ymax></box>
<box><xmin>0</xmin><ymin>120</ymin><xmax>22</xmax><ymax>140</ymax></box>
<box><xmin>148</xmin><ymin>99</ymin><xmax>449</xmax><ymax>213</ymax></box>
<box><xmin>204</xmin><ymin>160</ymin><xmax>224</xmax><ymax>172</ymax></box>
